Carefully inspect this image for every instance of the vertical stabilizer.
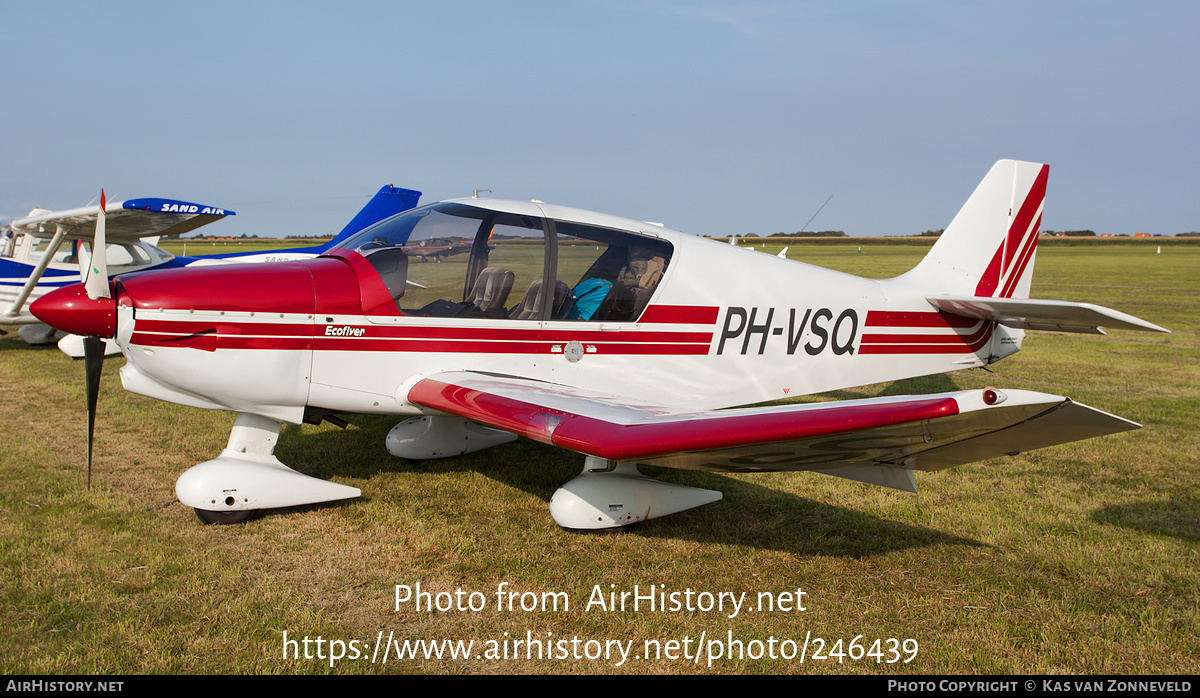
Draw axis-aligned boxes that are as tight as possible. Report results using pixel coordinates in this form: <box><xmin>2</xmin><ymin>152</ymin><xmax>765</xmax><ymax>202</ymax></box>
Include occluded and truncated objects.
<box><xmin>906</xmin><ymin>160</ymin><xmax>1048</xmax><ymax>300</ymax></box>
<box><xmin>322</xmin><ymin>185</ymin><xmax>422</xmax><ymax>250</ymax></box>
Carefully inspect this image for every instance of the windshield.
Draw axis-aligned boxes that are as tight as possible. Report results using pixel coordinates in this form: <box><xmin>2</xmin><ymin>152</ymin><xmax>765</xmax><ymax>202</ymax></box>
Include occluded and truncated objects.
<box><xmin>335</xmin><ymin>202</ymin><xmax>519</xmax><ymax>253</ymax></box>
<box><xmin>335</xmin><ymin>203</ymin><xmax>546</xmax><ymax>315</ymax></box>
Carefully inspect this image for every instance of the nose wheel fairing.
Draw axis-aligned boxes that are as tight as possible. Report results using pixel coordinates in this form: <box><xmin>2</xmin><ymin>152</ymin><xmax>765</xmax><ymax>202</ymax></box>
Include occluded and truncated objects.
<box><xmin>177</xmin><ymin>413</ymin><xmax>361</xmax><ymax>518</ymax></box>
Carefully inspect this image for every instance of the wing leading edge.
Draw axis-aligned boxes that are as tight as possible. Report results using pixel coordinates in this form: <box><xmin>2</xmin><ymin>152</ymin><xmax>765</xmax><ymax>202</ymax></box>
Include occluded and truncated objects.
<box><xmin>10</xmin><ymin>198</ymin><xmax>234</xmax><ymax>243</ymax></box>
<box><xmin>407</xmin><ymin>371</ymin><xmax>1139</xmax><ymax>492</ymax></box>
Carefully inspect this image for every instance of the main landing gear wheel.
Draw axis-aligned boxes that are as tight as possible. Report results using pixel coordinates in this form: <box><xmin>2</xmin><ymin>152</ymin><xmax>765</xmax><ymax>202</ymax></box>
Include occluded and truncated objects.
<box><xmin>194</xmin><ymin>508</ymin><xmax>256</xmax><ymax>525</ymax></box>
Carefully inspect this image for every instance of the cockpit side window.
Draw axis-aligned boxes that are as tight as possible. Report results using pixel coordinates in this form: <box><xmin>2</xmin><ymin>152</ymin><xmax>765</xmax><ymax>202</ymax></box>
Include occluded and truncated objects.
<box><xmin>29</xmin><ymin>237</ymin><xmax>75</xmax><ymax>265</ymax></box>
<box><xmin>473</xmin><ymin>219</ymin><xmax>547</xmax><ymax>318</ymax></box>
<box><xmin>551</xmin><ymin>222</ymin><xmax>673</xmax><ymax>322</ymax></box>
<box><xmin>77</xmin><ymin>242</ymin><xmax>157</xmax><ymax>274</ymax></box>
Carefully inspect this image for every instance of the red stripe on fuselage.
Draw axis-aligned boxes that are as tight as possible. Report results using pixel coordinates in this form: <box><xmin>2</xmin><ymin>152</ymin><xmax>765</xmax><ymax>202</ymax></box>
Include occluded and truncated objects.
<box><xmin>311</xmin><ymin>338</ymin><xmax>711</xmax><ymax>354</ymax></box>
<box><xmin>858</xmin><ymin>321</ymin><xmax>994</xmax><ymax>355</ymax></box>
<box><xmin>131</xmin><ymin>331</ymin><xmax>311</xmax><ymax>352</ymax></box>
<box><xmin>133</xmin><ymin>319</ymin><xmax>313</xmax><ymax>336</ymax></box>
<box><xmin>864</xmin><ymin>311</ymin><xmax>979</xmax><ymax>329</ymax></box>
<box><xmin>638</xmin><ymin>305</ymin><xmax>720</xmax><ymax>324</ymax></box>
<box><xmin>861</xmin><ymin>323</ymin><xmax>989</xmax><ymax>345</ymax></box>
<box><xmin>128</xmin><ymin>316</ymin><xmax>712</xmax><ymax>355</ymax></box>
<box><xmin>130</xmin><ymin>334</ymin><xmax>709</xmax><ymax>355</ymax></box>
<box><xmin>333</xmin><ymin>325</ymin><xmax>713</xmax><ymax>343</ymax></box>
<box><xmin>131</xmin><ymin>318</ymin><xmax>711</xmax><ymax>344</ymax></box>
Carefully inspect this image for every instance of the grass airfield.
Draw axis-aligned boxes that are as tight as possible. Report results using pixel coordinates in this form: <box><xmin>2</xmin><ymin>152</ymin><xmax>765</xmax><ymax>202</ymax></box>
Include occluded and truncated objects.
<box><xmin>1</xmin><ymin>242</ymin><xmax>1196</xmax><ymax>674</ymax></box>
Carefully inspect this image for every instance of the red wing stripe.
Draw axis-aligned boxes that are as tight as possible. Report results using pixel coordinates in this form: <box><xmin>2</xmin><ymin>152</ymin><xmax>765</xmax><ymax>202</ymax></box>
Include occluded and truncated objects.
<box><xmin>409</xmin><ymin>378</ymin><xmax>961</xmax><ymax>461</ymax></box>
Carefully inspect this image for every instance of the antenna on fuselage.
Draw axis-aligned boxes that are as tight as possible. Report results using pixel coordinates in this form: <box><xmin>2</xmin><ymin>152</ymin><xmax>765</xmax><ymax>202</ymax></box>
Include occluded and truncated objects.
<box><xmin>472</xmin><ymin>190</ymin><xmax>492</xmax><ymax>199</ymax></box>
<box><xmin>797</xmin><ymin>194</ymin><xmax>834</xmax><ymax>235</ymax></box>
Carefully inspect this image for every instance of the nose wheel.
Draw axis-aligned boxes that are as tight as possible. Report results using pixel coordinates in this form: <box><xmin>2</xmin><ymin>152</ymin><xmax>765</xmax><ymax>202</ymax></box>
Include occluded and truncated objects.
<box><xmin>194</xmin><ymin>508</ymin><xmax>256</xmax><ymax>525</ymax></box>
<box><xmin>177</xmin><ymin>413</ymin><xmax>363</xmax><ymax>526</ymax></box>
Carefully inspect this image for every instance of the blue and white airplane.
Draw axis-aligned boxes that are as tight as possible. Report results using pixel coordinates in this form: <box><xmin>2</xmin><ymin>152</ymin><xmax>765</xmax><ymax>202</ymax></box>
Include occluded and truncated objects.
<box><xmin>1</xmin><ymin>185</ymin><xmax>421</xmax><ymax>355</ymax></box>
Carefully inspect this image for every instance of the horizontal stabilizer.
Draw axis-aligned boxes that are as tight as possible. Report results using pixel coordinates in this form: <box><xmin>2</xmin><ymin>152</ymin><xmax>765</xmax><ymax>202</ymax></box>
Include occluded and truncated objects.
<box><xmin>927</xmin><ymin>296</ymin><xmax>1170</xmax><ymax>334</ymax></box>
<box><xmin>407</xmin><ymin>371</ymin><xmax>1141</xmax><ymax>491</ymax></box>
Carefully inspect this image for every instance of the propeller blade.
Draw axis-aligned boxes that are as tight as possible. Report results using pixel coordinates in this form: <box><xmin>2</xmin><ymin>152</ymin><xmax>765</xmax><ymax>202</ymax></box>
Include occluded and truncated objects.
<box><xmin>77</xmin><ymin>239</ymin><xmax>92</xmax><ymax>284</ymax></box>
<box><xmin>83</xmin><ymin>190</ymin><xmax>110</xmax><ymax>301</ymax></box>
<box><xmin>83</xmin><ymin>335</ymin><xmax>104</xmax><ymax>489</ymax></box>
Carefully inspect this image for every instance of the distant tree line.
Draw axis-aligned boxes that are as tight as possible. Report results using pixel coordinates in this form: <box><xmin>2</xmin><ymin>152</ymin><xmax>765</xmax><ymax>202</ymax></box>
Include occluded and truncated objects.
<box><xmin>769</xmin><ymin>230</ymin><xmax>847</xmax><ymax>238</ymax></box>
<box><xmin>187</xmin><ymin>233</ymin><xmax>263</xmax><ymax>239</ymax></box>
<box><xmin>1042</xmin><ymin>230</ymin><xmax>1096</xmax><ymax>236</ymax></box>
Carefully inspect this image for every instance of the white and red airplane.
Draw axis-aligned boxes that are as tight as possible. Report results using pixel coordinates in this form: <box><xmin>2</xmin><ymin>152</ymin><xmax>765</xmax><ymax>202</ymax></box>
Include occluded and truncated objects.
<box><xmin>30</xmin><ymin>160</ymin><xmax>1168</xmax><ymax>528</ymax></box>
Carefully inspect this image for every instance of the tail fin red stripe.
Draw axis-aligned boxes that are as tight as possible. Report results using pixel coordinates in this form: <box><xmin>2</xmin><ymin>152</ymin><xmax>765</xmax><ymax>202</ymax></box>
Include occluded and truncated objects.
<box><xmin>974</xmin><ymin>164</ymin><xmax>1047</xmax><ymax>298</ymax></box>
<box><xmin>974</xmin><ymin>245</ymin><xmax>1004</xmax><ymax>297</ymax></box>
<box><xmin>1002</xmin><ymin>165</ymin><xmax>1048</xmax><ymax>279</ymax></box>
<box><xmin>1000</xmin><ymin>212</ymin><xmax>1042</xmax><ymax>298</ymax></box>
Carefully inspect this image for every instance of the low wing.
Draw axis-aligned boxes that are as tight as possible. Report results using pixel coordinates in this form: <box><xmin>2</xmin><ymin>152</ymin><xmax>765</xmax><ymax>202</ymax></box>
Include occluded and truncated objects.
<box><xmin>407</xmin><ymin>370</ymin><xmax>1139</xmax><ymax>492</ymax></box>
<box><xmin>928</xmin><ymin>295</ymin><xmax>1169</xmax><ymax>334</ymax></box>
<box><xmin>10</xmin><ymin>198</ymin><xmax>234</xmax><ymax>243</ymax></box>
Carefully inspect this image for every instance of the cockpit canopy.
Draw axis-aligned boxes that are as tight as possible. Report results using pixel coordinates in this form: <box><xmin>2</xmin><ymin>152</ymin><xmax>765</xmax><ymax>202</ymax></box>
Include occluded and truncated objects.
<box><xmin>330</xmin><ymin>202</ymin><xmax>673</xmax><ymax>322</ymax></box>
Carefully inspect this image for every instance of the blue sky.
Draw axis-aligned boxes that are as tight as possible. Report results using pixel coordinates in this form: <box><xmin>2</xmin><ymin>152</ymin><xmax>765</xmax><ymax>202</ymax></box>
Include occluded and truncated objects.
<box><xmin>2</xmin><ymin>1</ymin><xmax>1196</xmax><ymax>238</ymax></box>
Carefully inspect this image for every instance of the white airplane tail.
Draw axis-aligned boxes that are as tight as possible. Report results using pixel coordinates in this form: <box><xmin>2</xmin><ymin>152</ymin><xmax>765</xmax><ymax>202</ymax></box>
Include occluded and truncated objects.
<box><xmin>898</xmin><ymin>160</ymin><xmax>1166</xmax><ymax>337</ymax></box>
<box><xmin>905</xmin><ymin>160</ymin><xmax>1048</xmax><ymax>300</ymax></box>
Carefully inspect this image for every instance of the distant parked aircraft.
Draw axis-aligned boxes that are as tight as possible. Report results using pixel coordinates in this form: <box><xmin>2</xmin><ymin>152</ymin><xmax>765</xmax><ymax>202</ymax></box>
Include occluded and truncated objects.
<box><xmin>3</xmin><ymin>185</ymin><xmax>420</xmax><ymax>355</ymax></box>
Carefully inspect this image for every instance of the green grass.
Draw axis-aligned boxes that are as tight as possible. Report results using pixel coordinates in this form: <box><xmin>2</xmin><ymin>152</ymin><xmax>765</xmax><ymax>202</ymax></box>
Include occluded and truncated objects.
<box><xmin>0</xmin><ymin>243</ymin><xmax>1196</xmax><ymax>674</ymax></box>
